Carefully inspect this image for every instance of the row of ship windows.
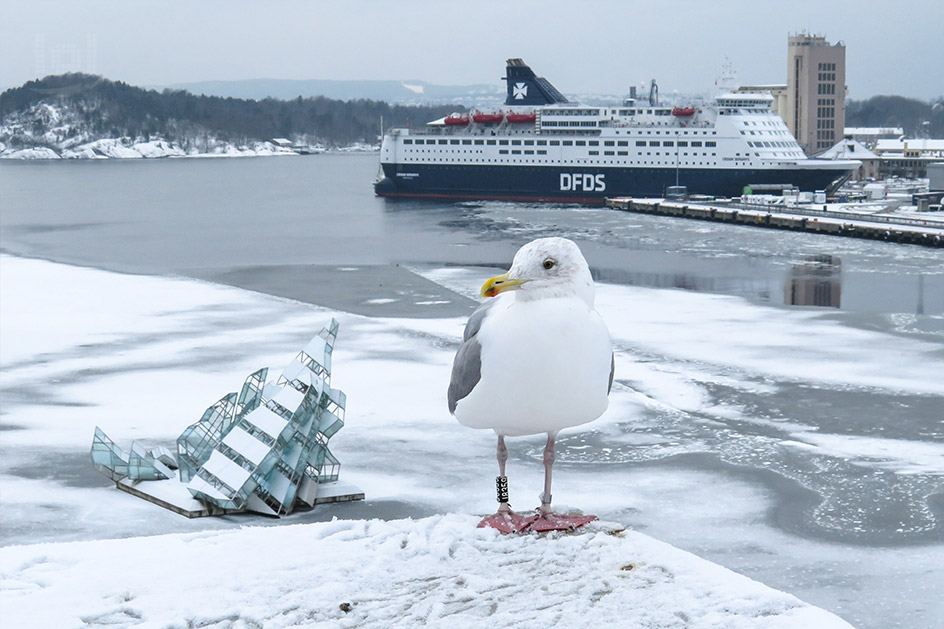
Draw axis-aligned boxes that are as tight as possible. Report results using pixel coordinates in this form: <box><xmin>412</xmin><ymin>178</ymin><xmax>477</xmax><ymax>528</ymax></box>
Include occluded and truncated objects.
<box><xmin>747</xmin><ymin>140</ymin><xmax>798</xmax><ymax>148</ymax></box>
<box><xmin>401</xmin><ymin>158</ymin><xmax>725</xmax><ymax>166</ymax></box>
<box><xmin>403</xmin><ymin>149</ymin><xmax>720</xmax><ymax>156</ymax></box>
<box><xmin>491</xmin><ymin>149</ymin><xmax>718</xmax><ymax>156</ymax></box>
<box><xmin>401</xmin><ymin>130</ymin><xmax>718</xmax><ymax>146</ymax></box>
<box><xmin>741</xmin><ymin>120</ymin><xmax>786</xmax><ymax>128</ymax></box>
<box><xmin>740</xmin><ymin>130</ymin><xmax>791</xmax><ymax>137</ymax></box>
<box><xmin>405</xmin><ymin>149</ymin><xmax>724</xmax><ymax>164</ymax></box>
<box><xmin>402</xmin><ymin>139</ymin><xmax>717</xmax><ymax>148</ymax></box>
<box><xmin>719</xmin><ymin>109</ymin><xmax>770</xmax><ymax>115</ymax></box>
<box><xmin>397</xmin><ymin>149</ymin><xmax>801</xmax><ymax>162</ymax></box>
<box><xmin>541</xmin><ymin>121</ymin><xmax>598</xmax><ymax>127</ymax></box>
<box><xmin>541</xmin><ymin>108</ymin><xmax>689</xmax><ymax>117</ymax></box>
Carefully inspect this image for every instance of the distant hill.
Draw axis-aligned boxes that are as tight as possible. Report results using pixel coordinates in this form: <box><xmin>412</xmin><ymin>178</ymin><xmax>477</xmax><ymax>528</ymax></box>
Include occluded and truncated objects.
<box><xmin>161</xmin><ymin>78</ymin><xmax>505</xmax><ymax>106</ymax></box>
<box><xmin>0</xmin><ymin>73</ymin><xmax>460</xmax><ymax>158</ymax></box>
<box><xmin>161</xmin><ymin>78</ymin><xmax>656</xmax><ymax>108</ymax></box>
<box><xmin>846</xmin><ymin>95</ymin><xmax>944</xmax><ymax>137</ymax></box>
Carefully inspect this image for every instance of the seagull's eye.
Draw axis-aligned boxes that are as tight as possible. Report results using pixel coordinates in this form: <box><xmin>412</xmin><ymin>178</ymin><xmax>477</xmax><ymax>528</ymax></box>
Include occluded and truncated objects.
<box><xmin>543</xmin><ymin>259</ymin><xmax>556</xmax><ymax>270</ymax></box>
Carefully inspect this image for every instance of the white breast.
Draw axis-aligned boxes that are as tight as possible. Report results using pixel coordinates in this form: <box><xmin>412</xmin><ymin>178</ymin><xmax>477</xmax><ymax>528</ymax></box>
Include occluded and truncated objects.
<box><xmin>453</xmin><ymin>295</ymin><xmax>612</xmax><ymax>437</ymax></box>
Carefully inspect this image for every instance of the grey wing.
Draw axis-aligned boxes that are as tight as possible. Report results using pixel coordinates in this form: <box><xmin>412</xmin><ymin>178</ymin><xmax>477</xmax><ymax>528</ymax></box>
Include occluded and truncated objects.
<box><xmin>608</xmin><ymin>352</ymin><xmax>615</xmax><ymax>394</ymax></box>
<box><xmin>448</xmin><ymin>299</ymin><xmax>497</xmax><ymax>414</ymax></box>
<box><xmin>462</xmin><ymin>297</ymin><xmax>497</xmax><ymax>341</ymax></box>
<box><xmin>448</xmin><ymin>337</ymin><xmax>482</xmax><ymax>414</ymax></box>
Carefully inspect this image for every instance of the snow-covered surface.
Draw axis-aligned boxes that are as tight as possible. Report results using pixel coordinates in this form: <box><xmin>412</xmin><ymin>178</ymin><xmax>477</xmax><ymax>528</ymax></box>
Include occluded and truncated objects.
<box><xmin>0</xmin><ymin>515</ymin><xmax>851</xmax><ymax>629</ymax></box>
<box><xmin>117</xmin><ymin>475</ymin><xmax>209</xmax><ymax>512</ymax></box>
<box><xmin>0</xmin><ymin>101</ymin><xmax>309</xmax><ymax>159</ymax></box>
<box><xmin>0</xmin><ymin>137</ymin><xmax>299</xmax><ymax>160</ymax></box>
<box><xmin>2</xmin><ymin>254</ymin><xmax>943</xmax><ymax>627</ymax></box>
<box><xmin>2</xmin><ymin>146</ymin><xmax>61</xmax><ymax>160</ymax></box>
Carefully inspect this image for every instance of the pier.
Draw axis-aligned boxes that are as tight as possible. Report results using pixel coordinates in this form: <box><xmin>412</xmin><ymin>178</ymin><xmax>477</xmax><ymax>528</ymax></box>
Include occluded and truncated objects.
<box><xmin>605</xmin><ymin>198</ymin><xmax>944</xmax><ymax>248</ymax></box>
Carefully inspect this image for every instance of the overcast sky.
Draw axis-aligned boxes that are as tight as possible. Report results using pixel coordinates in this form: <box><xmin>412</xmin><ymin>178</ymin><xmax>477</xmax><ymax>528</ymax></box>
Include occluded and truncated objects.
<box><xmin>3</xmin><ymin>0</ymin><xmax>941</xmax><ymax>100</ymax></box>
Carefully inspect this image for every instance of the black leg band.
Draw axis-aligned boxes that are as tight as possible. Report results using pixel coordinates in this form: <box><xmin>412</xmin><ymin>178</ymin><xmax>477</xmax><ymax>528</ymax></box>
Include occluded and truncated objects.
<box><xmin>496</xmin><ymin>475</ymin><xmax>509</xmax><ymax>503</ymax></box>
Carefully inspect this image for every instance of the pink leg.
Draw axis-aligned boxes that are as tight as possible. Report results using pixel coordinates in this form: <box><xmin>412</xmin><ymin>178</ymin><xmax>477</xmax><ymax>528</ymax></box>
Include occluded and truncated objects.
<box><xmin>497</xmin><ymin>434</ymin><xmax>510</xmax><ymax>513</ymax></box>
<box><xmin>479</xmin><ymin>434</ymin><xmax>538</xmax><ymax>532</ymax></box>
<box><xmin>531</xmin><ymin>431</ymin><xmax>597</xmax><ymax>532</ymax></box>
<box><xmin>480</xmin><ymin>432</ymin><xmax>595</xmax><ymax>533</ymax></box>
<box><xmin>539</xmin><ymin>432</ymin><xmax>556</xmax><ymax>514</ymax></box>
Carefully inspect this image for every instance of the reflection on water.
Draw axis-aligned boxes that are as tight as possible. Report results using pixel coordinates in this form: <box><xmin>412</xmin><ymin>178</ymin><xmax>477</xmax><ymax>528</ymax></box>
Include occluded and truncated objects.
<box><xmin>593</xmin><ymin>267</ymin><xmax>773</xmax><ymax>302</ymax></box>
<box><xmin>786</xmin><ymin>254</ymin><xmax>842</xmax><ymax>308</ymax></box>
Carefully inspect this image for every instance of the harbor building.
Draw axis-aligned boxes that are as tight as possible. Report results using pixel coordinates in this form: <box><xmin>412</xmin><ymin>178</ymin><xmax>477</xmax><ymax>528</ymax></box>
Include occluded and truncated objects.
<box><xmin>874</xmin><ymin>138</ymin><xmax>944</xmax><ymax>178</ymax></box>
<box><xmin>784</xmin><ymin>34</ymin><xmax>847</xmax><ymax>155</ymax></box>
<box><xmin>817</xmin><ymin>137</ymin><xmax>880</xmax><ymax>180</ymax></box>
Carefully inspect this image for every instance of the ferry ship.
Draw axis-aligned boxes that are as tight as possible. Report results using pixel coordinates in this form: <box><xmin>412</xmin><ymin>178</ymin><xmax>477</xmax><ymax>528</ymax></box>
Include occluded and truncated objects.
<box><xmin>373</xmin><ymin>59</ymin><xmax>859</xmax><ymax>203</ymax></box>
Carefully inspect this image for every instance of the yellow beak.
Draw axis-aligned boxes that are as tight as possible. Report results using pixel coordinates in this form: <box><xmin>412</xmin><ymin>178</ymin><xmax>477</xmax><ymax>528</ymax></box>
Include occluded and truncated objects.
<box><xmin>480</xmin><ymin>273</ymin><xmax>529</xmax><ymax>298</ymax></box>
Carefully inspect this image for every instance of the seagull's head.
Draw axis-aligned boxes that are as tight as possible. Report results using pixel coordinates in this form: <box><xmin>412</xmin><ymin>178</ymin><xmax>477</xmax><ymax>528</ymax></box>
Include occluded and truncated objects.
<box><xmin>480</xmin><ymin>237</ymin><xmax>595</xmax><ymax>305</ymax></box>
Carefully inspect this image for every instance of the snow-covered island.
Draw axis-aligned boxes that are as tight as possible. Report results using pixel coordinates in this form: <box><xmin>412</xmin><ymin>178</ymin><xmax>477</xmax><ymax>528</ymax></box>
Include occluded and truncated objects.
<box><xmin>0</xmin><ymin>73</ymin><xmax>419</xmax><ymax>159</ymax></box>
<box><xmin>0</xmin><ymin>102</ymin><xmax>306</xmax><ymax>159</ymax></box>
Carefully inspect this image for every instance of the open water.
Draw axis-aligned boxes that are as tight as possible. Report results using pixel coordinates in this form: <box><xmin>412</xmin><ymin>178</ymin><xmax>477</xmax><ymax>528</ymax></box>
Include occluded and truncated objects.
<box><xmin>1</xmin><ymin>154</ymin><xmax>943</xmax><ymax>628</ymax></box>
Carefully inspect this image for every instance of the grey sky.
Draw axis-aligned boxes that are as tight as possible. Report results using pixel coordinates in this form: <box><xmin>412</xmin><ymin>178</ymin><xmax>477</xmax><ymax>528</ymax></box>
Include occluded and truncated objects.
<box><xmin>3</xmin><ymin>0</ymin><xmax>941</xmax><ymax>100</ymax></box>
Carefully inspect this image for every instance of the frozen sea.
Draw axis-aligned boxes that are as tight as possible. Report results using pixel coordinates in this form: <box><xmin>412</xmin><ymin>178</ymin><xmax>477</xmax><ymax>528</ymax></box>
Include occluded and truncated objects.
<box><xmin>1</xmin><ymin>155</ymin><xmax>943</xmax><ymax>628</ymax></box>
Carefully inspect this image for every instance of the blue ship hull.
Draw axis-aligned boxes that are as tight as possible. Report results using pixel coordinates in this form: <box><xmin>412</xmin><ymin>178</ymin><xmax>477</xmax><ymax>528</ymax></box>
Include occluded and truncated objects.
<box><xmin>375</xmin><ymin>163</ymin><xmax>848</xmax><ymax>204</ymax></box>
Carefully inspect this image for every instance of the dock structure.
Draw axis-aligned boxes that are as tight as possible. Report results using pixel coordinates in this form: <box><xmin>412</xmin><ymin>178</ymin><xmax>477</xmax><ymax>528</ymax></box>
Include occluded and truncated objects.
<box><xmin>605</xmin><ymin>198</ymin><xmax>944</xmax><ymax>248</ymax></box>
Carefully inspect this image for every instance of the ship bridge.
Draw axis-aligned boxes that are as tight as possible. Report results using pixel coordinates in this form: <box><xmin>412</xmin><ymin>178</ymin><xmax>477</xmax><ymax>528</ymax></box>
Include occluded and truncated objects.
<box><xmin>714</xmin><ymin>93</ymin><xmax>774</xmax><ymax>112</ymax></box>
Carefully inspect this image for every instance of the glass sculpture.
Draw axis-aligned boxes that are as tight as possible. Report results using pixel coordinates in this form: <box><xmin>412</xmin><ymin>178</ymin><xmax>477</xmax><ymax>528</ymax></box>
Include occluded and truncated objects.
<box><xmin>91</xmin><ymin>319</ymin><xmax>348</xmax><ymax>516</ymax></box>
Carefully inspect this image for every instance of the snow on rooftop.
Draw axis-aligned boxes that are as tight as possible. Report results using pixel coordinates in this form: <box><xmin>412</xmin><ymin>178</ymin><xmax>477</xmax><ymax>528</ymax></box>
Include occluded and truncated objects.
<box><xmin>271</xmin><ymin>385</ymin><xmax>303</xmax><ymax>411</ymax></box>
<box><xmin>243</xmin><ymin>405</ymin><xmax>288</xmax><ymax>439</ymax></box>
<box><xmin>221</xmin><ymin>425</ymin><xmax>272</xmax><ymax>465</ymax></box>
<box><xmin>185</xmin><ymin>475</ymin><xmax>230</xmax><ymax>502</ymax></box>
<box><xmin>844</xmin><ymin>127</ymin><xmax>903</xmax><ymax>135</ymax></box>
<box><xmin>280</xmin><ymin>359</ymin><xmax>312</xmax><ymax>385</ymax></box>
<box><xmin>303</xmin><ymin>335</ymin><xmax>328</xmax><ymax>361</ymax></box>
<box><xmin>817</xmin><ymin>138</ymin><xmax>878</xmax><ymax>160</ymax></box>
<box><xmin>0</xmin><ymin>515</ymin><xmax>853</xmax><ymax>628</ymax></box>
<box><xmin>875</xmin><ymin>138</ymin><xmax>944</xmax><ymax>152</ymax></box>
<box><xmin>199</xmin><ymin>449</ymin><xmax>252</xmax><ymax>490</ymax></box>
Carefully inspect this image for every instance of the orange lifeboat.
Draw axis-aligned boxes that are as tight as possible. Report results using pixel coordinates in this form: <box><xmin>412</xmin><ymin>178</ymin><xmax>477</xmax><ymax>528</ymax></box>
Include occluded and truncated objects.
<box><xmin>472</xmin><ymin>111</ymin><xmax>504</xmax><ymax>124</ymax></box>
<box><xmin>444</xmin><ymin>113</ymin><xmax>471</xmax><ymax>126</ymax></box>
<box><xmin>506</xmin><ymin>112</ymin><xmax>536</xmax><ymax>124</ymax></box>
<box><xmin>672</xmin><ymin>107</ymin><xmax>695</xmax><ymax>117</ymax></box>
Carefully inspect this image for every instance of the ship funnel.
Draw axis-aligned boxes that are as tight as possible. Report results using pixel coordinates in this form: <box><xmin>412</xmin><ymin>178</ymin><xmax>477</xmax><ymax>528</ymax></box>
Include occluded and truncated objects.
<box><xmin>503</xmin><ymin>58</ymin><xmax>569</xmax><ymax>106</ymax></box>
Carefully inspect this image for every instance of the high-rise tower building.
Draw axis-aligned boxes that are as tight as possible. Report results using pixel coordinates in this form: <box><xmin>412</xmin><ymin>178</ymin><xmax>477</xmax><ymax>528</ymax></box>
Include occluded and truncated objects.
<box><xmin>785</xmin><ymin>34</ymin><xmax>846</xmax><ymax>155</ymax></box>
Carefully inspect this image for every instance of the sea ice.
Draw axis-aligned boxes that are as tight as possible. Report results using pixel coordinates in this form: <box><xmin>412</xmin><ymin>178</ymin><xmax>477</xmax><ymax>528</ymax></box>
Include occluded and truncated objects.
<box><xmin>2</xmin><ymin>254</ymin><xmax>941</xmax><ymax>628</ymax></box>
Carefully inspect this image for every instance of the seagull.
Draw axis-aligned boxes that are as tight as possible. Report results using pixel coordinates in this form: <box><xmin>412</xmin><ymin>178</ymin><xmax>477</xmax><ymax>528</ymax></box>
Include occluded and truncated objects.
<box><xmin>448</xmin><ymin>237</ymin><xmax>613</xmax><ymax>533</ymax></box>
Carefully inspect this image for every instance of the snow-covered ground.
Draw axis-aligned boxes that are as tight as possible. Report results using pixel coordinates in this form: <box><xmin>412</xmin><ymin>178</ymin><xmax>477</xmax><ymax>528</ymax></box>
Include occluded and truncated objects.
<box><xmin>1</xmin><ymin>255</ymin><xmax>942</xmax><ymax>627</ymax></box>
<box><xmin>0</xmin><ymin>515</ymin><xmax>849</xmax><ymax>629</ymax></box>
